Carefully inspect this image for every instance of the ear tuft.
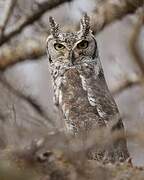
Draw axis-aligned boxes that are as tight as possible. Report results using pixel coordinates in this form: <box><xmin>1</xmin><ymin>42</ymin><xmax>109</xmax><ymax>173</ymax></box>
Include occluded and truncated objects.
<box><xmin>80</xmin><ymin>13</ymin><xmax>90</xmax><ymax>38</ymax></box>
<box><xmin>49</xmin><ymin>16</ymin><xmax>60</xmax><ymax>39</ymax></box>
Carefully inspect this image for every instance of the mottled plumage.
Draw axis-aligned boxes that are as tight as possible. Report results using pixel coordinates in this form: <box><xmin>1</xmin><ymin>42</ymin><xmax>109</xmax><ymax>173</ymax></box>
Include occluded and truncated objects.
<box><xmin>46</xmin><ymin>14</ymin><xmax>129</xmax><ymax>163</ymax></box>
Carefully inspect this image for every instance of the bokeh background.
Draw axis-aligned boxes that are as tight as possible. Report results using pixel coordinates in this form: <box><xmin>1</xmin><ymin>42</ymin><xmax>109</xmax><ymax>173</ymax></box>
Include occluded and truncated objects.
<box><xmin>0</xmin><ymin>0</ymin><xmax>144</xmax><ymax>167</ymax></box>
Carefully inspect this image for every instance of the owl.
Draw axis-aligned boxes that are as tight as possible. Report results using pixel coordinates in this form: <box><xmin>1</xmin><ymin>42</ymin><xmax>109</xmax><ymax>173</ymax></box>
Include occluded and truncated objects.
<box><xmin>46</xmin><ymin>14</ymin><xmax>130</xmax><ymax>163</ymax></box>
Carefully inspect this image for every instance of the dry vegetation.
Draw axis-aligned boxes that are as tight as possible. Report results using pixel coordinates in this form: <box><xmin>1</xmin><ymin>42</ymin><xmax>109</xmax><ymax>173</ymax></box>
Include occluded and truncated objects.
<box><xmin>0</xmin><ymin>0</ymin><xmax>144</xmax><ymax>179</ymax></box>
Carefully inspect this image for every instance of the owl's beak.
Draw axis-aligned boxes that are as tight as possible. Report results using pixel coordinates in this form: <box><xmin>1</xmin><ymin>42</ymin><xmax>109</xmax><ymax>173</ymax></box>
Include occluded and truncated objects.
<box><xmin>68</xmin><ymin>51</ymin><xmax>76</xmax><ymax>66</ymax></box>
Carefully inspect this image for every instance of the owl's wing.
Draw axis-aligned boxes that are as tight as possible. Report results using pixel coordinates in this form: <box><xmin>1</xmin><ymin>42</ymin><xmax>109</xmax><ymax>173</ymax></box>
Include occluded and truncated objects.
<box><xmin>86</xmin><ymin>67</ymin><xmax>121</xmax><ymax>127</ymax></box>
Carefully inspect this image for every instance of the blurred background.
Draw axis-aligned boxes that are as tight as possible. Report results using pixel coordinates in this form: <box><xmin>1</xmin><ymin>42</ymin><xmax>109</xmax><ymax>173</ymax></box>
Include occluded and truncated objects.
<box><xmin>0</xmin><ymin>0</ymin><xmax>143</xmax><ymax>166</ymax></box>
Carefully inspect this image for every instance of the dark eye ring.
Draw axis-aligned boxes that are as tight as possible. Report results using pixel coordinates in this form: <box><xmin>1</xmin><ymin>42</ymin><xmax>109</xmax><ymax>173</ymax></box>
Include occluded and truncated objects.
<box><xmin>54</xmin><ymin>43</ymin><xmax>65</xmax><ymax>50</ymax></box>
<box><xmin>77</xmin><ymin>40</ymin><xmax>89</xmax><ymax>49</ymax></box>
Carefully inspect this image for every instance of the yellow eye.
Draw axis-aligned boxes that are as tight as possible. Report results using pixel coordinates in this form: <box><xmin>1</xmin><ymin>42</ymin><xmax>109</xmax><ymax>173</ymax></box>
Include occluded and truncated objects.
<box><xmin>77</xmin><ymin>40</ymin><xmax>89</xmax><ymax>49</ymax></box>
<box><xmin>54</xmin><ymin>43</ymin><xmax>65</xmax><ymax>51</ymax></box>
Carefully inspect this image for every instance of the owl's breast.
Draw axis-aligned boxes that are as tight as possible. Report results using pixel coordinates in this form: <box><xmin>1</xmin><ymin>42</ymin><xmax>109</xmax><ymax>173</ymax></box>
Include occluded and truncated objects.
<box><xmin>53</xmin><ymin>67</ymin><xmax>107</xmax><ymax>133</ymax></box>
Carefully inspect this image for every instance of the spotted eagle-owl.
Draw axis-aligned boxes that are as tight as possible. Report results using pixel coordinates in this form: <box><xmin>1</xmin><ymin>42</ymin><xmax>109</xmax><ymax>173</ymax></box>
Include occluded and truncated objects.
<box><xmin>46</xmin><ymin>14</ymin><xmax>129</xmax><ymax>163</ymax></box>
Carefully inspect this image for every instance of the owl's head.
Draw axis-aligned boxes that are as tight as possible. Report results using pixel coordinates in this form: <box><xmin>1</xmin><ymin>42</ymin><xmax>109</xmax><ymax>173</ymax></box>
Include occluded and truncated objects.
<box><xmin>46</xmin><ymin>14</ymin><xmax>98</xmax><ymax>67</ymax></box>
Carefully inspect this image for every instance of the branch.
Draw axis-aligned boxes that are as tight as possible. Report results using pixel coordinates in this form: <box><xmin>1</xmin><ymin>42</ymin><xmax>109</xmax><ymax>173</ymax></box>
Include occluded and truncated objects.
<box><xmin>90</xmin><ymin>0</ymin><xmax>144</xmax><ymax>34</ymax></box>
<box><xmin>0</xmin><ymin>0</ymin><xmax>16</xmax><ymax>37</ymax></box>
<box><xmin>0</xmin><ymin>38</ymin><xmax>45</xmax><ymax>70</ymax></box>
<box><xmin>129</xmin><ymin>7</ymin><xmax>144</xmax><ymax>75</ymax></box>
<box><xmin>112</xmin><ymin>79</ymin><xmax>142</xmax><ymax>95</ymax></box>
<box><xmin>0</xmin><ymin>0</ymin><xmax>72</xmax><ymax>46</ymax></box>
<box><xmin>0</xmin><ymin>76</ymin><xmax>55</xmax><ymax>126</ymax></box>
